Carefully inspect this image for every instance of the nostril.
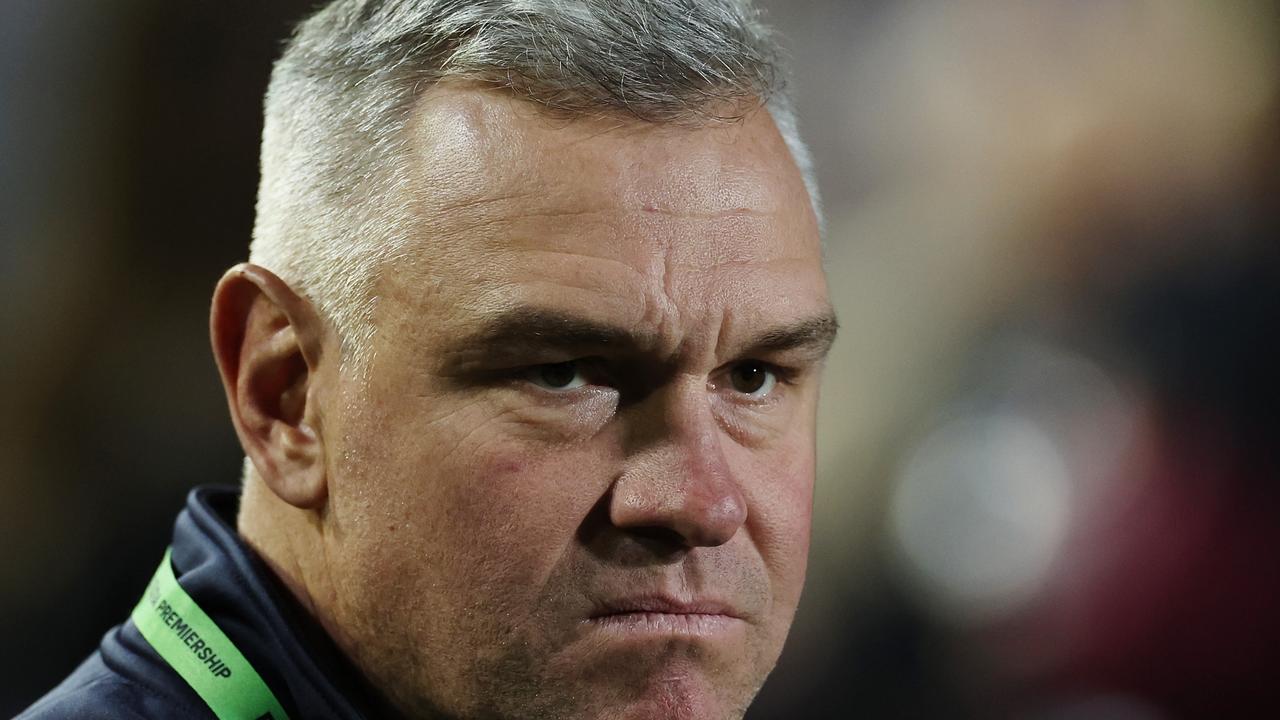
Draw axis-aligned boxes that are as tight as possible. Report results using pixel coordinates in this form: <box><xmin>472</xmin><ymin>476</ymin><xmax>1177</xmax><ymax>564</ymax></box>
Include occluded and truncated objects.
<box><xmin>626</xmin><ymin>525</ymin><xmax>693</xmax><ymax>554</ymax></box>
<box><xmin>607</xmin><ymin>475</ymin><xmax>748</xmax><ymax>549</ymax></box>
<box><xmin>666</xmin><ymin>472</ymin><xmax>747</xmax><ymax>548</ymax></box>
<box><xmin>608</xmin><ymin>417</ymin><xmax>748</xmax><ymax>548</ymax></box>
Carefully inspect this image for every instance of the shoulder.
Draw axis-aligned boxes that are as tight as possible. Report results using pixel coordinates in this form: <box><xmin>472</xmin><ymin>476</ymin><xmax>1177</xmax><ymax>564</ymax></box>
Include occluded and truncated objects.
<box><xmin>17</xmin><ymin>645</ymin><xmax>211</xmax><ymax>720</ymax></box>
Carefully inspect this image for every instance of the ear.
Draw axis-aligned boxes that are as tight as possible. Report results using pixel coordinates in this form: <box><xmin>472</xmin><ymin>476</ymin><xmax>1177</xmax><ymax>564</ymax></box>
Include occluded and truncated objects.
<box><xmin>210</xmin><ymin>263</ymin><xmax>329</xmax><ymax>510</ymax></box>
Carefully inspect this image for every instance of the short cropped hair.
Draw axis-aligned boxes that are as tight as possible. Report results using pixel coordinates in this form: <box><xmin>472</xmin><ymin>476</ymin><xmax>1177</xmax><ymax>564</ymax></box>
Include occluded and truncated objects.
<box><xmin>250</xmin><ymin>0</ymin><xmax>820</xmax><ymax>372</ymax></box>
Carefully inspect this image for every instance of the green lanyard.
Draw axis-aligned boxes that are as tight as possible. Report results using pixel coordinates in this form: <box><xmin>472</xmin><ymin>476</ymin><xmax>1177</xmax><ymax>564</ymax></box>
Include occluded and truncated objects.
<box><xmin>131</xmin><ymin>548</ymin><xmax>291</xmax><ymax>720</ymax></box>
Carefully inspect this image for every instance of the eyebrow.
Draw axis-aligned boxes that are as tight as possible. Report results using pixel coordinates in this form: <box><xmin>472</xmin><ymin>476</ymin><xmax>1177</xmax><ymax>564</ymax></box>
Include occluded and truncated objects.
<box><xmin>440</xmin><ymin>306</ymin><xmax>839</xmax><ymax>368</ymax></box>
<box><xmin>747</xmin><ymin>313</ymin><xmax>840</xmax><ymax>361</ymax></box>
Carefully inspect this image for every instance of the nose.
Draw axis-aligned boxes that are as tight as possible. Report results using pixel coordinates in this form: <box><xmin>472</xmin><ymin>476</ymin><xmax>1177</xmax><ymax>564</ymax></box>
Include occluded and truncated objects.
<box><xmin>608</xmin><ymin>386</ymin><xmax>748</xmax><ymax>548</ymax></box>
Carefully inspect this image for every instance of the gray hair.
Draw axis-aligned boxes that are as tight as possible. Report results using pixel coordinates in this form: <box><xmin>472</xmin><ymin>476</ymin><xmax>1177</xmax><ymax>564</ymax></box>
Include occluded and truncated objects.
<box><xmin>250</xmin><ymin>0</ymin><xmax>820</xmax><ymax>371</ymax></box>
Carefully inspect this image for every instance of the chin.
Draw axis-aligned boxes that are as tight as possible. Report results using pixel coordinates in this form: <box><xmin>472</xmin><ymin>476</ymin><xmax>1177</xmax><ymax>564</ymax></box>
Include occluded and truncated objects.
<box><xmin>581</xmin><ymin>654</ymin><xmax>757</xmax><ymax>720</ymax></box>
<box><xmin>598</xmin><ymin>681</ymin><xmax>744</xmax><ymax>720</ymax></box>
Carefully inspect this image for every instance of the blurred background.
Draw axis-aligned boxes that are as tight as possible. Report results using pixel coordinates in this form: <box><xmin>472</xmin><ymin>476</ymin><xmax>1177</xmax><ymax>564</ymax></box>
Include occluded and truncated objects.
<box><xmin>3</xmin><ymin>1</ymin><xmax>1277</xmax><ymax>717</ymax></box>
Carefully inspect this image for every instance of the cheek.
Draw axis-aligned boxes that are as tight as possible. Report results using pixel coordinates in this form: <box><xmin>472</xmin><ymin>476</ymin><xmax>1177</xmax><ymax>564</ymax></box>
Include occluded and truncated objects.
<box><xmin>372</xmin><ymin>430</ymin><xmax>608</xmax><ymax>598</ymax></box>
<box><xmin>329</xmin><ymin>427</ymin><xmax>612</xmax><ymax>670</ymax></box>
<box><xmin>738</xmin><ymin>443</ymin><xmax>815</xmax><ymax>608</ymax></box>
<box><xmin>441</xmin><ymin>450</ymin><xmax>578</xmax><ymax>544</ymax></box>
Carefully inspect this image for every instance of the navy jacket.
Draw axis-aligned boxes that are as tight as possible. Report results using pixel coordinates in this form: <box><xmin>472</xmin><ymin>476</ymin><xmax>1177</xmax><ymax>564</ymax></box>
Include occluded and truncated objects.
<box><xmin>19</xmin><ymin>486</ymin><xmax>381</xmax><ymax>719</ymax></box>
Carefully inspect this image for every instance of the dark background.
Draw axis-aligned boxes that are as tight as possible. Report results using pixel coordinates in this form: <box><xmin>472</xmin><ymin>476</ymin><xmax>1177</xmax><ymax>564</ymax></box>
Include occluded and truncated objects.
<box><xmin>4</xmin><ymin>2</ymin><xmax>1279</xmax><ymax>718</ymax></box>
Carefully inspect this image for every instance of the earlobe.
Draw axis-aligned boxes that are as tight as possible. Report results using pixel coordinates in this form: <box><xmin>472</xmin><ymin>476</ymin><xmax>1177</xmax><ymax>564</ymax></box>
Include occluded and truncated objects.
<box><xmin>211</xmin><ymin>263</ymin><xmax>329</xmax><ymax>510</ymax></box>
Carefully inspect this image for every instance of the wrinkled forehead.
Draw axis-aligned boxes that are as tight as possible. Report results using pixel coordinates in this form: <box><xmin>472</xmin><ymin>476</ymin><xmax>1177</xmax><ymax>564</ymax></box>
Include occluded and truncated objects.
<box><xmin>361</xmin><ymin>86</ymin><xmax>829</xmax><ymax>365</ymax></box>
<box><xmin>399</xmin><ymin>86</ymin><xmax>820</xmax><ymax>266</ymax></box>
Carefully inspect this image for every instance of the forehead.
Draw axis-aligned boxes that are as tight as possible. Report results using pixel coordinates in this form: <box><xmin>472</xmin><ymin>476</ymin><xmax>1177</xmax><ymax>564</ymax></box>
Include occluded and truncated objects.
<box><xmin>384</xmin><ymin>87</ymin><xmax>825</xmax><ymax>351</ymax></box>
<box><xmin>405</xmin><ymin>84</ymin><xmax>813</xmax><ymax>195</ymax></box>
<box><xmin>406</xmin><ymin>88</ymin><xmax>815</xmax><ymax>242</ymax></box>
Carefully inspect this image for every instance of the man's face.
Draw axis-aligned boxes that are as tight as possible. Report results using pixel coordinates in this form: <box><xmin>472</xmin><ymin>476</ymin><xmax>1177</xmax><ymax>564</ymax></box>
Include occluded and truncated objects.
<box><xmin>317</xmin><ymin>88</ymin><xmax>832</xmax><ymax>720</ymax></box>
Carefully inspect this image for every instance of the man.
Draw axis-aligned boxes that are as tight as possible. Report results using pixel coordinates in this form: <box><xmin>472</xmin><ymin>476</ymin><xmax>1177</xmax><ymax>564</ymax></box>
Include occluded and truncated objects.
<box><xmin>21</xmin><ymin>0</ymin><xmax>835</xmax><ymax>718</ymax></box>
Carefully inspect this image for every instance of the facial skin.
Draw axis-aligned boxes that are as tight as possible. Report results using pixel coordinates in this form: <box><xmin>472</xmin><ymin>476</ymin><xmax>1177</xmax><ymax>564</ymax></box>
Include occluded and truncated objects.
<box><xmin>214</xmin><ymin>87</ymin><xmax>833</xmax><ymax>720</ymax></box>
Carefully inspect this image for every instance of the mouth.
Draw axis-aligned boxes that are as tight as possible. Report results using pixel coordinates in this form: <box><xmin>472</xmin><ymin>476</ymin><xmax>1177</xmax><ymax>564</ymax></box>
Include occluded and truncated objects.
<box><xmin>587</xmin><ymin>597</ymin><xmax>744</xmax><ymax>637</ymax></box>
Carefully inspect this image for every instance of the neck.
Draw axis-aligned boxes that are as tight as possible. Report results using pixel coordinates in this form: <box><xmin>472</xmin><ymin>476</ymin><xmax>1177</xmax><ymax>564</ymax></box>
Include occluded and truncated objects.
<box><xmin>237</xmin><ymin>474</ymin><xmax>412</xmax><ymax>719</ymax></box>
<box><xmin>237</xmin><ymin>471</ymin><xmax>328</xmax><ymax>625</ymax></box>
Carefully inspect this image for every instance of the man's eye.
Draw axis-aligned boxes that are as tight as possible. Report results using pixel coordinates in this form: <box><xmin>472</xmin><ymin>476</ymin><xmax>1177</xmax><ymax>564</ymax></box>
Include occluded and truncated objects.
<box><xmin>728</xmin><ymin>361</ymin><xmax>778</xmax><ymax>397</ymax></box>
<box><xmin>525</xmin><ymin>361</ymin><xmax>589</xmax><ymax>391</ymax></box>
